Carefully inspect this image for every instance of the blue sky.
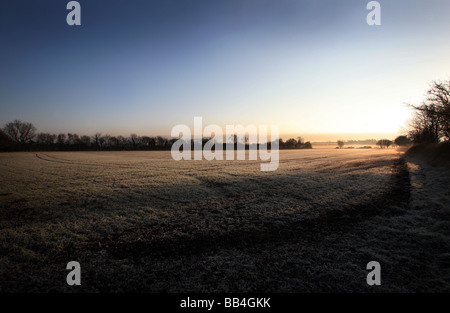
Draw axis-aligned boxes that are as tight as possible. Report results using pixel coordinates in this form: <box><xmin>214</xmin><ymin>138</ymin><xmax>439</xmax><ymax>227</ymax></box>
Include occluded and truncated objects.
<box><xmin>1</xmin><ymin>0</ymin><xmax>449</xmax><ymax>140</ymax></box>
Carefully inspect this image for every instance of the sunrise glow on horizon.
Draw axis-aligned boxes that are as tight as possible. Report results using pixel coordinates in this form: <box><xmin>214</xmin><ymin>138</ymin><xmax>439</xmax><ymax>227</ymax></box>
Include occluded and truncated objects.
<box><xmin>1</xmin><ymin>0</ymin><xmax>450</xmax><ymax>141</ymax></box>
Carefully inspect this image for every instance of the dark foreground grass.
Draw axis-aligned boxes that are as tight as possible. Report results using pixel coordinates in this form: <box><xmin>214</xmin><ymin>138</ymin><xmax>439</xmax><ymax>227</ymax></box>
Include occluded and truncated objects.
<box><xmin>1</xmin><ymin>149</ymin><xmax>449</xmax><ymax>292</ymax></box>
<box><xmin>3</xmin><ymin>155</ymin><xmax>449</xmax><ymax>292</ymax></box>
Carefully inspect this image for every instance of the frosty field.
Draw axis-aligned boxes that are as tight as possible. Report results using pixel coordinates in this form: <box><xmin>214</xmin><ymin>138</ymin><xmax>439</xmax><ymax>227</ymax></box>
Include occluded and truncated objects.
<box><xmin>0</xmin><ymin>149</ymin><xmax>449</xmax><ymax>292</ymax></box>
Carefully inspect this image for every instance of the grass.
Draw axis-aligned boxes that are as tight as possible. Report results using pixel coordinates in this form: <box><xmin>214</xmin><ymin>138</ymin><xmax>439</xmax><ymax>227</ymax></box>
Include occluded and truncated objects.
<box><xmin>0</xmin><ymin>149</ymin><xmax>449</xmax><ymax>292</ymax></box>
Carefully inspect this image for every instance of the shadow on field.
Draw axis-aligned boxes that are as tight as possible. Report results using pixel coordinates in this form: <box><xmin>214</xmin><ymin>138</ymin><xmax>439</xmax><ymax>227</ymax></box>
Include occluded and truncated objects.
<box><xmin>103</xmin><ymin>158</ymin><xmax>410</xmax><ymax>261</ymax></box>
<box><xmin>2</xmin><ymin>157</ymin><xmax>419</xmax><ymax>292</ymax></box>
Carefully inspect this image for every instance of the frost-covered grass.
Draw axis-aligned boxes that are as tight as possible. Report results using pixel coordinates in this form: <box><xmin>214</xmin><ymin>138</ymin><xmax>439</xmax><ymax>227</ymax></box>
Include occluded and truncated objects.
<box><xmin>0</xmin><ymin>149</ymin><xmax>448</xmax><ymax>292</ymax></box>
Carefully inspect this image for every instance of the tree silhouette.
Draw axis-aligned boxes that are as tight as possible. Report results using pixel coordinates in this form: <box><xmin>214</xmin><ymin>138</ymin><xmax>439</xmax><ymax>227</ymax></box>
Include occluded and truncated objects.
<box><xmin>3</xmin><ymin>120</ymin><xmax>36</xmax><ymax>144</ymax></box>
<box><xmin>93</xmin><ymin>133</ymin><xmax>102</xmax><ymax>148</ymax></box>
<box><xmin>376</xmin><ymin>139</ymin><xmax>393</xmax><ymax>149</ymax></box>
<box><xmin>2</xmin><ymin>119</ymin><xmax>315</xmax><ymax>151</ymax></box>
<box><xmin>285</xmin><ymin>138</ymin><xmax>297</xmax><ymax>148</ymax></box>
<box><xmin>408</xmin><ymin>79</ymin><xmax>450</xmax><ymax>143</ymax></box>
<box><xmin>57</xmin><ymin>133</ymin><xmax>66</xmax><ymax>146</ymax></box>
<box><xmin>394</xmin><ymin>136</ymin><xmax>411</xmax><ymax>146</ymax></box>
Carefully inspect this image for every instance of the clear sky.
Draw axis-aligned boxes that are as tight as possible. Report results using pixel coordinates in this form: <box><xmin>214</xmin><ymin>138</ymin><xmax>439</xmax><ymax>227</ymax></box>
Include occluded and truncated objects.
<box><xmin>1</xmin><ymin>0</ymin><xmax>449</xmax><ymax>141</ymax></box>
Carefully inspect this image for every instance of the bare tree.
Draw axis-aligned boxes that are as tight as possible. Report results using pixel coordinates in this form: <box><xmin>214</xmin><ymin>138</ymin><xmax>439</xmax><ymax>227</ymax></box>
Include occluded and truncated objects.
<box><xmin>141</xmin><ymin>136</ymin><xmax>153</xmax><ymax>149</ymax></box>
<box><xmin>92</xmin><ymin>133</ymin><xmax>102</xmax><ymax>148</ymax></box>
<box><xmin>285</xmin><ymin>138</ymin><xmax>297</xmax><ymax>148</ymax></box>
<box><xmin>56</xmin><ymin>133</ymin><xmax>66</xmax><ymax>146</ymax></box>
<box><xmin>36</xmin><ymin>133</ymin><xmax>56</xmax><ymax>145</ymax></box>
<box><xmin>98</xmin><ymin>134</ymin><xmax>111</xmax><ymax>148</ymax></box>
<box><xmin>117</xmin><ymin>136</ymin><xmax>127</xmax><ymax>148</ymax></box>
<box><xmin>407</xmin><ymin>79</ymin><xmax>450</xmax><ymax>143</ymax></box>
<box><xmin>426</xmin><ymin>80</ymin><xmax>450</xmax><ymax>139</ymax></box>
<box><xmin>66</xmin><ymin>133</ymin><xmax>80</xmax><ymax>145</ymax></box>
<box><xmin>148</xmin><ymin>137</ymin><xmax>156</xmax><ymax>148</ymax></box>
<box><xmin>376</xmin><ymin>139</ymin><xmax>393</xmax><ymax>149</ymax></box>
<box><xmin>3</xmin><ymin>120</ymin><xmax>36</xmax><ymax>144</ymax></box>
<box><xmin>130</xmin><ymin>134</ymin><xmax>139</xmax><ymax>148</ymax></box>
<box><xmin>109</xmin><ymin>136</ymin><xmax>119</xmax><ymax>148</ymax></box>
<box><xmin>156</xmin><ymin>136</ymin><xmax>166</xmax><ymax>147</ymax></box>
<box><xmin>98</xmin><ymin>135</ymin><xmax>106</xmax><ymax>149</ymax></box>
<box><xmin>80</xmin><ymin>135</ymin><xmax>91</xmax><ymax>147</ymax></box>
<box><xmin>36</xmin><ymin>133</ymin><xmax>47</xmax><ymax>145</ymax></box>
<box><xmin>394</xmin><ymin>136</ymin><xmax>411</xmax><ymax>146</ymax></box>
<box><xmin>408</xmin><ymin>105</ymin><xmax>441</xmax><ymax>144</ymax></box>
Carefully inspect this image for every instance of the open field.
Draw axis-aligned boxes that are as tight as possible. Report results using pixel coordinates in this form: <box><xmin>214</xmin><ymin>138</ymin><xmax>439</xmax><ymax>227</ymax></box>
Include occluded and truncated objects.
<box><xmin>0</xmin><ymin>149</ymin><xmax>449</xmax><ymax>292</ymax></box>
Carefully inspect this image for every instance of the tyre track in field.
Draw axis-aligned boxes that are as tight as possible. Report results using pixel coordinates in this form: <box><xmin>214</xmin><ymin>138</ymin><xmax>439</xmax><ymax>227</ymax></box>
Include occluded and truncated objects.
<box><xmin>35</xmin><ymin>153</ymin><xmax>110</xmax><ymax>167</ymax></box>
<box><xmin>35</xmin><ymin>153</ymin><xmax>188</xmax><ymax>172</ymax></box>
<box><xmin>35</xmin><ymin>153</ymin><xmax>136</xmax><ymax>169</ymax></box>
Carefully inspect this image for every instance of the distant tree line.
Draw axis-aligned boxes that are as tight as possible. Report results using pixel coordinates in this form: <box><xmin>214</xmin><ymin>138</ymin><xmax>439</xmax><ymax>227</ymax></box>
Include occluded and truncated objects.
<box><xmin>0</xmin><ymin>121</ymin><xmax>313</xmax><ymax>151</ymax></box>
<box><xmin>336</xmin><ymin>137</ymin><xmax>394</xmax><ymax>149</ymax></box>
<box><xmin>278</xmin><ymin>137</ymin><xmax>312</xmax><ymax>149</ymax></box>
<box><xmin>0</xmin><ymin>122</ymin><xmax>179</xmax><ymax>151</ymax></box>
